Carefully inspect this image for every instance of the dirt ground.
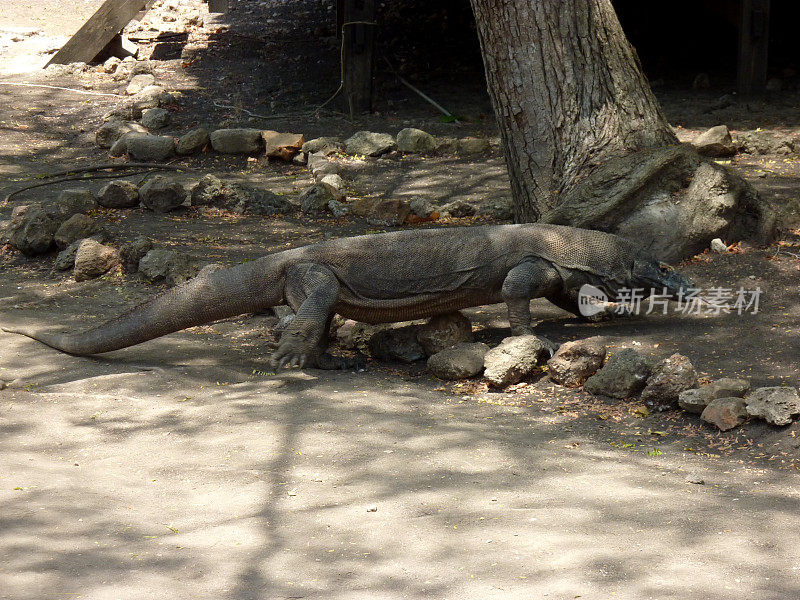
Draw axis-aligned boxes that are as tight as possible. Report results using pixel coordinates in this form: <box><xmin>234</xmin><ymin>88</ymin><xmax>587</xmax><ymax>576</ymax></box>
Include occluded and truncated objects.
<box><xmin>2</xmin><ymin>1</ymin><xmax>800</xmax><ymax>599</ymax></box>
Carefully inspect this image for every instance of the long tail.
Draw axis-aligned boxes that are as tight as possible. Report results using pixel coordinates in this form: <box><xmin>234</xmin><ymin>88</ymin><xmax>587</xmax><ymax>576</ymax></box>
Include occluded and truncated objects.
<box><xmin>2</xmin><ymin>255</ymin><xmax>287</xmax><ymax>356</ymax></box>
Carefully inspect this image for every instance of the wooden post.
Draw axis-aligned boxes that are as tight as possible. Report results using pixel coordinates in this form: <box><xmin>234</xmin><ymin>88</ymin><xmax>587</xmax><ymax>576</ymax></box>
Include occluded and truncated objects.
<box><xmin>737</xmin><ymin>0</ymin><xmax>771</xmax><ymax>95</ymax></box>
<box><xmin>46</xmin><ymin>0</ymin><xmax>150</xmax><ymax>66</ymax></box>
<box><xmin>338</xmin><ymin>0</ymin><xmax>376</xmax><ymax>116</ymax></box>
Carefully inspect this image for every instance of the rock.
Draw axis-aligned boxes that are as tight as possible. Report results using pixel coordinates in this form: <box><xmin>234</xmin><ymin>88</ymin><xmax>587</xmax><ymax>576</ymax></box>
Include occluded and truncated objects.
<box><xmin>349</xmin><ymin>198</ymin><xmax>376</xmax><ymax>218</ymax></box>
<box><xmin>320</xmin><ymin>174</ymin><xmax>346</xmax><ymax>201</ymax></box>
<box><xmin>130</xmin><ymin>60</ymin><xmax>153</xmax><ymax>76</ymax></box>
<box><xmin>176</xmin><ymin>127</ymin><xmax>210</xmax><ymax>155</ymax></box>
<box><xmin>54</xmin><ymin>214</ymin><xmax>104</xmax><ymax>249</ymax></box>
<box><xmin>336</xmin><ymin>320</ymin><xmax>378</xmax><ymax>351</ymax></box>
<box><xmin>368</xmin><ymin>325</ymin><xmax>425</xmax><ymax>363</ymax></box>
<box><xmin>710</xmin><ymin>238</ymin><xmax>728</xmax><ymax>253</ymax></box>
<box><xmin>119</xmin><ymin>235</ymin><xmax>153</xmax><ymax>273</ymax></box>
<box><xmin>583</xmin><ymin>348</ymin><xmax>652</xmax><ymax>399</ymax></box>
<box><xmin>710</xmin><ymin>377</ymin><xmax>750</xmax><ymax>398</ymax></box>
<box><xmin>396</xmin><ymin>128</ymin><xmax>436</xmax><ymax>153</ymax></box>
<box><xmin>138</xmin><ymin>248</ymin><xmax>195</xmax><ymax>286</ymax></box>
<box><xmin>692</xmin><ymin>125</ymin><xmax>736</xmax><ymax>157</ymax></box>
<box><xmin>102</xmin><ymin>56</ymin><xmax>121</xmax><ymax>74</ymax></box>
<box><xmin>327</xmin><ymin>199</ymin><xmax>350</xmax><ymax>217</ymax></box>
<box><xmin>307</xmin><ymin>152</ymin><xmax>339</xmax><ymax>179</ymax></box>
<box><xmin>441</xmin><ymin>200</ymin><xmax>476</xmax><ymax>218</ymax></box>
<box><xmin>98</xmin><ymin>180</ymin><xmax>140</xmax><ymax>209</ymax></box>
<box><xmin>44</xmin><ymin>189</ymin><xmax>98</xmax><ymax>223</ymax></box>
<box><xmin>479</xmin><ymin>200</ymin><xmax>515</xmax><ymax>221</ymax></box>
<box><xmin>744</xmin><ymin>387</ymin><xmax>800</xmax><ymax>426</ymax></box>
<box><xmin>292</xmin><ymin>153</ymin><xmax>307</xmax><ymax>166</ymax></box>
<box><xmin>140</xmin><ymin>107</ymin><xmax>171</xmax><ymax>130</ymax></box>
<box><xmin>262</xmin><ymin>131</ymin><xmax>304</xmax><ymax>160</ymax></box>
<box><xmin>300</xmin><ymin>184</ymin><xmax>336</xmax><ymax>214</ymax></box>
<box><xmin>139</xmin><ymin>175</ymin><xmax>186</xmax><ymax>213</ymax></box>
<box><xmin>678</xmin><ymin>388</ymin><xmax>714</xmax><ymax>414</ymax></box>
<box><xmin>301</xmin><ymin>137</ymin><xmax>343</xmax><ymax>155</ymax></box>
<box><xmin>9</xmin><ymin>205</ymin><xmax>58</xmax><ymax>255</ymax></box>
<box><xmin>366</xmin><ymin>198</ymin><xmax>411</xmax><ymax>226</ymax></box>
<box><xmin>54</xmin><ymin>239</ymin><xmax>83</xmax><ymax>271</ymax></box>
<box><xmin>125</xmin><ymin>73</ymin><xmax>156</xmax><ymax>95</ymax></box>
<box><xmin>435</xmin><ymin>137</ymin><xmax>460</xmax><ymax>154</ymax></box>
<box><xmin>484</xmin><ymin>335</ymin><xmax>553</xmax><ymax>388</ymax></box>
<box><xmin>416</xmin><ymin>312</ymin><xmax>473</xmax><ymax>356</ymax></box>
<box><xmin>73</xmin><ymin>239</ymin><xmax>119</xmax><ymax>281</ymax></box>
<box><xmin>547</xmin><ymin>337</ymin><xmax>607</xmax><ymax>387</ymax></box>
<box><xmin>344</xmin><ymin>131</ymin><xmax>396</xmax><ymax>157</ymax></box>
<box><xmin>701</xmin><ymin>397</ymin><xmax>748</xmax><ymax>431</ymax></box>
<box><xmin>685</xmin><ymin>473</ymin><xmax>705</xmax><ymax>485</ymax></box>
<box><xmin>427</xmin><ymin>342</ymin><xmax>489</xmax><ymax>380</ymax></box>
<box><xmin>410</xmin><ymin>198</ymin><xmax>437</xmax><ymax>218</ymax></box>
<box><xmin>96</xmin><ymin>120</ymin><xmax>147</xmax><ymax>148</ymax></box>
<box><xmin>640</xmin><ymin>353</ymin><xmax>698</xmax><ymax>411</ymax></box>
<box><xmin>737</xmin><ymin>131</ymin><xmax>797</xmax><ymax>156</ymax></box>
<box><xmin>118</xmin><ymin>133</ymin><xmax>175</xmax><ymax>161</ymax></box>
<box><xmin>190</xmin><ymin>175</ymin><xmax>233</xmax><ymax>207</ymax></box>
<box><xmin>231</xmin><ymin>187</ymin><xmax>292</xmax><ymax>215</ymax></box>
<box><xmin>210</xmin><ymin>128</ymin><xmax>264</xmax><ymax>154</ymax></box>
<box><xmin>458</xmin><ymin>137</ymin><xmax>490</xmax><ymax>154</ymax></box>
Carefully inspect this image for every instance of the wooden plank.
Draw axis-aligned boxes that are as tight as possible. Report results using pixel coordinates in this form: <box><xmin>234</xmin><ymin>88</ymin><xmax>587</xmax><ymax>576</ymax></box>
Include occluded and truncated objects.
<box><xmin>340</xmin><ymin>0</ymin><xmax>376</xmax><ymax>116</ymax></box>
<box><xmin>45</xmin><ymin>0</ymin><xmax>150</xmax><ymax>66</ymax></box>
<box><xmin>737</xmin><ymin>0</ymin><xmax>771</xmax><ymax>95</ymax></box>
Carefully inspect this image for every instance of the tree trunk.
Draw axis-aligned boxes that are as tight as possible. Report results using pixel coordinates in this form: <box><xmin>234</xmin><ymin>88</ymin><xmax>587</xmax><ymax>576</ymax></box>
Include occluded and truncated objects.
<box><xmin>469</xmin><ymin>0</ymin><xmax>775</xmax><ymax>260</ymax></box>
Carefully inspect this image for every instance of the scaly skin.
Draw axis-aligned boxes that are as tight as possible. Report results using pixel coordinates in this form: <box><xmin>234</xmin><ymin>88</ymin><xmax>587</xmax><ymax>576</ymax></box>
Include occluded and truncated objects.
<box><xmin>2</xmin><ymin>224</ymin><xmax>693</xmax><ymax>368</ymax></box>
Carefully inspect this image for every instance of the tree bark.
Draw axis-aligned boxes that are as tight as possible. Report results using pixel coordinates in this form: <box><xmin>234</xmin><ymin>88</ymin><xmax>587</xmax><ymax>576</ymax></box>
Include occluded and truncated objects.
<box><xmin>468</xmin><ymin>0</ymin><xmax>775</xmax><ymax>260</ymax></box>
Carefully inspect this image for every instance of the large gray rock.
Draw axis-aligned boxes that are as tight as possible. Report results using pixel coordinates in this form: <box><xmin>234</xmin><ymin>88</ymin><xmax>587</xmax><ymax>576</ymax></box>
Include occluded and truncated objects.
<box><xmin>231</xmin><ymin>187</ymin><xmax>292</xmax><ymax>215</ymax></box>
<box><xmin>140</xmin><ymin>107</ymin><xmax>171</xmax><ymax>130</ymax></box>
<box><xmin>427</xmin><ymin>343</ymin><xmax>489</xmax><ymax>380</ymax></box>
<box><xmin>640</xmin><ymin>353</ymin><xmax>698</xmax><ymax>411</ymax></box>
<box><xmin>484</xmin><ymin>335</ymin><xmax>553</xmax><ymax>388</ymax></box>
<box><xmin>307</xmin><ymin>152</ymin><xmax>339</xmax><ymax>180</ymax></box>
<box><xmin>300</xmin><ymin>184</ymin><xmax>335</xmax><ymax>214</ymax></box>
<box><xmin>210</xmin><ymin>128</ymin><xmax>264</xmax><ymax>154</ymax></box>
<box><xmin>344</xmin><ymin>131</ymin><xmax>396</xmax><ymax>157</ymax></box>
<box><xmin>441</xmin><ymin>200</ymin><xmax>476</xmax><ymax>218</ymax></box>
<box><xmin>73</xmin><ymin>239</ymin><xmax>119</xmax><ymax>282</ymax></box>
<box><xmin>54</xmin><ymin>214</ymin><xmax>104</xmax><ymax>249</ymax></box>
<box><xmin>190</xmin><ymin>174</ymin><xmax>230</xmax><ymax>206</ymax></box>
<box><xmin>365</xmin><ymin>198</ymin><xmax>411</xmax><ymax>226</ymax></box>
<box><xmin>138</xmin><ymin>248</ymin><xmax>195</xmax><ymax>286</ymax></box>
<box><xmin>458</xmin><ymin>137</ymin><xmax>490</xmax><ymax>154</ymax></box>
<box><xmin>692</xmin><ymin>125</ymin><xmax>736</xmax><ymax>157</ymax></box>
<box><xmin>301</xmin><ymin>137</ymin><xmax>343</xmax><ymax>155</ymax></box>
<box><xmin>583</xmin><ymin>348</ymin><xmax>652</xmax><ymax>399</ymax></box>
<box><xmin>737</xmin><ymin>131</ymin><xmax>797</xmax><ymax>156</ymax></box>
<box><xmin>44</xmin><ymin>189</ymin><xmax>97</xmax><ymax>223</ymax></box>
<box><xmin>701</xmin><ymin>397</ymin><xmax>748</xmax><ymax>431</ymax></box>
<box><xmin>547</xmin><ymin>337</ymin><xmax>607</xmax><ymax>387</ymax></box>
<box><xmin>96</xmin><ymin>120</ymin><xmax>147</xmax><ymax>148</ymax></box>
<box><xmin>320</xmin><ymin>174</ymin><xmax>346</xmax><ymax>201</ymax></box>
<box><xmin>125</xmin><ymin>134</ymin><xmax>175</xmax><ymax>162</ymax></box>
<box><xmin>99</xmin><ymin>180</ymin><xmax>140</xmax><ymax>209</ymax></box>
<box><xmin>744</xmin><ymin>387</ymin><xmax>800</xmax><ymax>426</ymax></box>
<box><xmin>54</xmin><ymin>239</ymin><xmax>83</xmax><ymax>271</ymax></box>
<box><xmin>710</xmin><ymin>377</ymin><xmax>750</xmax><ymax>399</ymax></box>
<box><xmin>8</xmin><ymin>205</ymin><xmax>58</xmax><ymax>255</ymax></box>
<box><xmin>126</xmin><ymin>73</ymin><xmax>156</xmax><ymax>95</ymax></box>
<box><xmin>368</xmin><ymin>325</ymin><xmax>425</xmax><ymax>363</ymax></box>
<box><xmin>105</xmin><ymin>85</ymin><xmax>165</xmax><ymax>121</ymax></box>
<box><xmin>139</xmin><ymin>175</ymin><xmax>186</xmax><ymax>213</ymax></box>
<box><xmin>678</xmin><ymin>388</ymin><xmax>714</xmax><ymax>414</ymax></box>
<box><xmin>119</xmin><ymin>236</ymin><xmax>153</xmax><ymax>273</ymax></box>
<box><xmin>176</xmin><ymin>127</ymin><xmax>209</xmax><ymax>155</ymax></box>
<box><xmin>397</xmin><ymin>128</ymin><xmax>436</xmax><ymax>153</ymax></box>
<box><xmin>416</xmin><ymin>312</ymin><xmax>473</xmax><ymax>356</ymax></box>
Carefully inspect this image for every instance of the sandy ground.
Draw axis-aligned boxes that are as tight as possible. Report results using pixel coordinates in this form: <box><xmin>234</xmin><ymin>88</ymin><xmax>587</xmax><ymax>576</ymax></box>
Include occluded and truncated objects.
<box><xmin>2</xmin><ymin>1</ymin><xmax>800</xmax><ymax>599</ymax></box>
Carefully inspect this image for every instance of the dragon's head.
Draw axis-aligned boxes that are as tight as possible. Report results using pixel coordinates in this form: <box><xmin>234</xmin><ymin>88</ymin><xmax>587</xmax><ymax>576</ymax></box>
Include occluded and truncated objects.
<box><xmin>631</xmin><ymin>257</ymin><xmax>694</xmax><ymax>298</ymax></box>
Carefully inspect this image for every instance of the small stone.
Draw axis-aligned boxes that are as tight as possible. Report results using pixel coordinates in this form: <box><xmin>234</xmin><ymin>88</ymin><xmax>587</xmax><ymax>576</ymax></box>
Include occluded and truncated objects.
<box><xmin>701</xmin><ymin>397</ymin><xmax>748</xmax><ymax>431</ymax></box>
<box><xmin>327</xmin><ymin>199</ymin><xmax>350</xmax><ymax>217</ymax></box>
<box><xmin>119</xmin><ymin>236</ymin><xmax>153</xmax><ymax>273</ymax></box>
<box><xmin>441</xmin><ymin>200</ymin><xmax>476</xmax><ymax>218</ymax></box>
<box><xmin>547</xmin><ymin>337</ymin><xmax>607</xmax><ymax>387</ymax></box>
<box><xmin>744</xmin><ymin>387</ymin><xmax>800</xmax><ymax>426</ymax></box>
<box><xmin>710</xmin><ymin>238</ymin><xmax>728</xmax><ymax>253</ymax></box>
<box><xmin>190</xmin><ymin>174</ymin><xmax>230</xmax><ymax>206</ymax></box>
<box><xmin>484</xmin><ymin>335</ymin><xmax>553</xmax><ymax>388</ymax></box>
<box><xmin>435</xmin><ymin>136</ymin><xmax>459</xmax><ymax>154</ymax></box>
<box><xmin>8</xmin><ymin>205</ymin><xmax>58</xmax><ymax>256</ymax></box>
<box><xmin>140</xmin><ymin>107</ymin><xmax>170</xmax><ymax>130</ymax></box>
<box><xmin>121</xmin><ymin>133</ymin><xmax>175</xmax><ymax>162</ymax></box>
<box><xmin>368</xmin><ymin>325</ymin><xmax>425</xmax><ymax>363</ymax></box>
<box><xmin>366</xmin><ymin>198</ymin><xmax>411</xmax><ymax>226</ymax></box>
<box><xmin>685</xmin><ymin>473</ymin><xmax>705</xmax><ymax>485</ymax></box>
<box><xmin>125</xmin><ymin>73</ymin><xmax>156</xmax><ymax>95</ymax></box>
<box><xmin>44</xmin><ymin>189</ymin><xmax>98</xmax><ymax>223</ymax></box>
<box><xmin>210</xmin><ymin>128</ymin><xmax>264</xmax><ymax>154</ymax></box>
<box><xmin>692</xmin><ymin>125</ymin><xmax>736</xmax><ymax>157</ymax></box>
<box><xmin>300</xmin><ymin>184</ymin><xmax>335</xmax><ymax>214</ymax></box>
<box><xmin>320</xmin><ymin>174</ymin><xmax>346</xmax><ymax>201</ymax></box>
<box><xmin>307</xmin><ymin>152</ymin><xmax>339</xmax><ymax>180</ymax></box>
<box><xmin>677</xmin><ymin>388</ymin><xmax>713</xmax><ymax>414</ymax></box>
<box><xmin>427</xmin><ymin>342</ymin><xmax>489</xmax><ymax>380</ymax></box>
<box><xmin>640</xmin><ymin>353</ymin><xmax>698</xmax><ymax>411</ymax></box>
<box><xmin>583</xmin><ymin>348</ymin><xmax>652</xmax><ymax>399</ymax></box>
<box><xmin>102</xmin><ymin>56</ymin><xmax>121</xmax><ymax>74</ymax></box>
<box><xmin>410</xmin><ymin>198</ymin><xmax>436</xmax><ymax>218</ymax></box>
<box><xmin>416</xmin><ymin>312</ymin><xmax>473</xmax><ymax>356</ymax></box>
<box><xmin>176</xmin><ymin>127</ymin><xmax>210</xmax><ymax>155</ymax></box>
<box><xmin>344</xmin><ymin>131</ymin><xmax>396</xmax><ymax>157</ymax></box>
<box><xmin>262</xmin><ymin>131</ymin><xmax>304</xmax><ymax>160</ymax></box>
<box><xmin>458</xmin><ymin>137</ymin><xmax>490</xmax><ymax>154</ymax></box>
<box><xmin>366</xmin><ymin>505</ymin><xmax>378</xmax><ymax>512</ymax></box>
<box><xmin>292</xmin><ymin>152</ymin><xmax>307</xmax><ymax>166</ymax></box>
<box><xmin>139</xmin><ymin>175</ymin><xmax>186</xmax><ymax>213</ymax></box>
<box><xmin>96</xmin><ymin>120</ymin><xmax>147</xmax><ymax>148</ymax></box>
<box><xmin>231</xmin><ymin>187</ymin><xmax>292</xmax><ymax>215</ymax></box>
<box><xmin>54</xmin><ymin>239</ymin><xmax>82</xmax><ymax>271</ymax></box>
<box><xmin>138</xmin><ymin>248</ymin><xmax>195</xmax><ymax>286</ymax></box>
<box><xmin>73</xmin><ymin>239</ymin><xmax>119</xmax><ymax>282</ymax></box>
<box><xmin>396</xmin><ymin>128</ymin><xmax>436</xmax><ymax>153</ymax></box>
<box><xmin>54</xmin><ymin>214</ymin><xmax>103</xmax><ymax>249</ymax></box>
<box><xmin>710</xmin><ymin>377</ymin><xmax>750</xmax><ymax>398</ymax></box>
<box><xmin>98</xmin><ymin>180</ymin><xmax>140</xmax><ymax>209</ymax></box>
<box><xmin>301</xmin><ymin>137</ymin><xmax>343</xmax><ymax>155</ymax></box>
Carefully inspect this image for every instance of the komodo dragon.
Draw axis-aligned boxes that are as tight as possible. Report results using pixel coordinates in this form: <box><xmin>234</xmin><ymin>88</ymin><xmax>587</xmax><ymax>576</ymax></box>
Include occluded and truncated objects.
<box><xmin>3</xmin><ymin>224</ymin><xmax>693</xmax><ymax>369</ymax></box>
